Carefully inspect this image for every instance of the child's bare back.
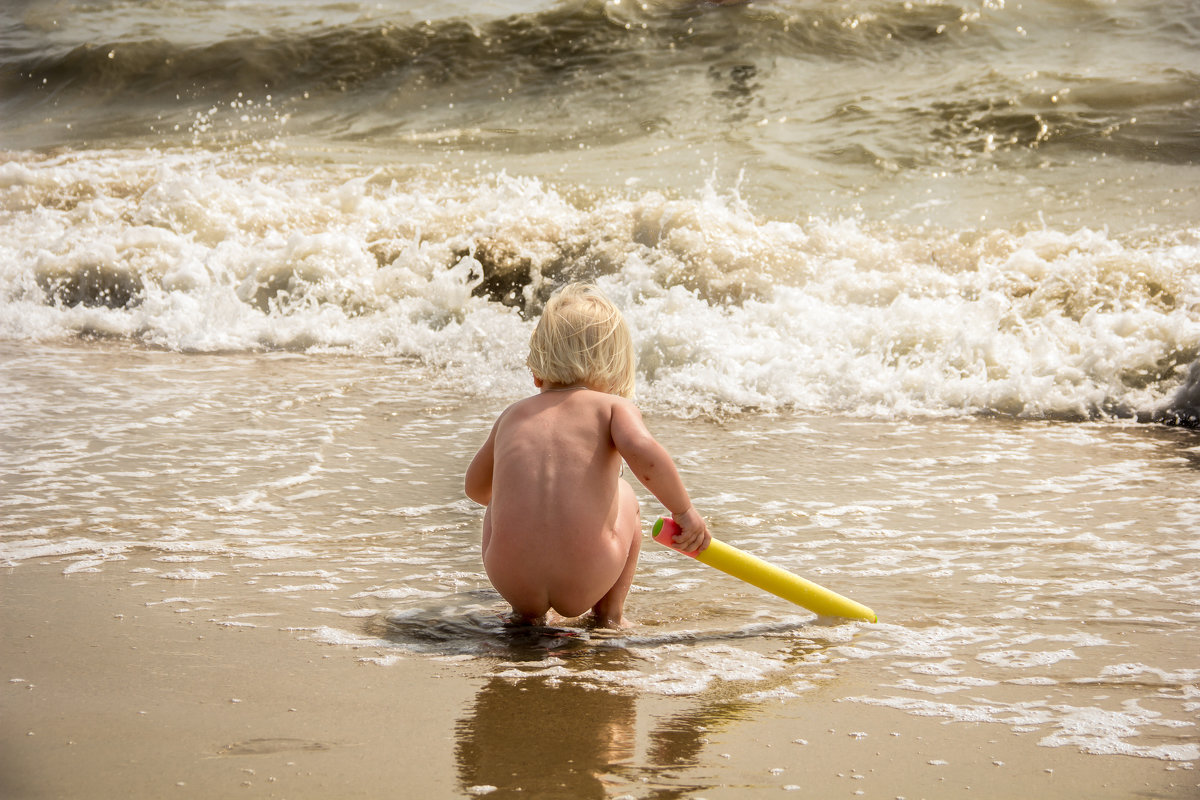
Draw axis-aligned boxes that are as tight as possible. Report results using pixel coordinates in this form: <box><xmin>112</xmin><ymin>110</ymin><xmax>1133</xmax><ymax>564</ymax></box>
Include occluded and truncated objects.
<box><xmin>464</xmin><ymin>285</ymin><xmax>709</xmax><ymax>628</ymax></box>
<box><xmin>466</xmin><ymin>385</ymin><xmax>637</xmax><ymax>626</ymax></box>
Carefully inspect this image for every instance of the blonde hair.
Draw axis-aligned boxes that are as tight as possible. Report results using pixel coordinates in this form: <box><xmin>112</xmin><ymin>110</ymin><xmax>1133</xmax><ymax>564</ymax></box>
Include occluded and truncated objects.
<box><xmin>527</xmin><ymin>284</ymin><xmax>636</xmax><ymax>399</ymax></box>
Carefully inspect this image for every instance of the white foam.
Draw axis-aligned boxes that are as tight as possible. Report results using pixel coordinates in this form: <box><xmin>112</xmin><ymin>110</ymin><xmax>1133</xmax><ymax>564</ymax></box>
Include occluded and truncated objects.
<box><xmin>300</xmin><ymin>625</ymin><xmax>395</xmax><ymax>650</ymax></box>
<box><xmin>844</xmin><ymin>693</ymin><xmax>1198</xmax><ymax>762</ymax></box>
<box><xmin>317</xmin><ymin>607</ymin><xmax>379</xmax><ymax>618</ymax></box>
<box><xmin>351</xmin><ymin>587</ymin><xmax>446</xmax><ymax>601</ymax></box>
<box><xmin>884</xmin><ymin>624</ymin><xmax>1004</xmax><ymax>659</ymax></box>
<box><xmin>357</xmin><ymin>654</ymin><xmax>404</xmax><ymax>667</ymax></box>
<box><xmin>62</xmin><ymin>558</ymin><xmax>108</xmax><ymax>574</ymax></box>
<box><xmin>844</xmin><ymin>694</ymin><xmax>1043</xmax><ymax>726</ymax></box>
<box><xmin>907</xmin><ymin>661</ymin><xmax>963</xmax><ymax>676</ymax></box>
<box><xmin>0</xmin><ymin>538</ymin><xmax>125</xmax><ymax>564</ymax></box>
<box><xmin>261</xmin><ymin>583</ymin><xmax>339</xmax><ymax>593</ymax></box>
<box><xmin>740</xmin><ymin>682</ymin><xmax>816</xmax><ymax>701</ymax></box>
<box><xmin>1038</xmin><ymin>700</ymin><xmax>1200</xmax><ymax>761</ymax></box>
<box><xmin>970</xmin><ymin>574</ymin><xmax>1049</xmax><ymax>586</ymax></box>
<box><xmin>889</xmin><ymin>679</ymin><xmax>971</xmax><ymax>696</ymax></box>
<box><xmin>2</xmin><ymin>150</ymin><xmax>1195</xmax><ymax>418</ymax></box>
<box><xmin>977</xmin><ymin>649</ymin><xmax>1081</xmax><ymax>669</ymax></box>
<box><xmin>237</xmin><ymin>545</ymin><xmax>316</xmax><ymax>560</ymax></box>
<box><xmin>159</xmin><ymin>568</ymin><xmax>225</xmax><ymax>580</ymax></box>
<box><xmin>1087</xmin><ymin>663</ymin><xmax>1200</xmax><ymax>685</ymax></box>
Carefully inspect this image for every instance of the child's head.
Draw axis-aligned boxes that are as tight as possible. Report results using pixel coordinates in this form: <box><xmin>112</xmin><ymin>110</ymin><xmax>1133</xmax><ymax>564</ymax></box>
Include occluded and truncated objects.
<box><xmin>527</xmin><ymin>284</ymin><xmax>636</xmax><ymax>399</ymax></box>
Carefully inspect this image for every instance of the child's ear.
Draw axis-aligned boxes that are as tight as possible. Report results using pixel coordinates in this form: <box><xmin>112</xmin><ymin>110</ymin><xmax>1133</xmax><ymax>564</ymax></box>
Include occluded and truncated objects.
<box><xmin>533</xmin><ymin>375</ymin><xmax>544</xmax><ymax>388</ymax></box>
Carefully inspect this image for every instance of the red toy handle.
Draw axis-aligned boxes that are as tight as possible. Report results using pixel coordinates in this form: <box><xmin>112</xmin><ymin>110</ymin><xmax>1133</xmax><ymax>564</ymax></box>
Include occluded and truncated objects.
<box><xmin>652</xmin><ymin>517</ymin><xmax>702</xmax><ymax>557</ymax></box>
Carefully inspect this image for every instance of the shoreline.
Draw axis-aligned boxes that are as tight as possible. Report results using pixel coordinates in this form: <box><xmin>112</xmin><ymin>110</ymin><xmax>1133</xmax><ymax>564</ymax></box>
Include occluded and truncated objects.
<box><xmin>3</xmin><ymin>560</ymin><xmax>1194</xmax><ymax>799</ymax></box>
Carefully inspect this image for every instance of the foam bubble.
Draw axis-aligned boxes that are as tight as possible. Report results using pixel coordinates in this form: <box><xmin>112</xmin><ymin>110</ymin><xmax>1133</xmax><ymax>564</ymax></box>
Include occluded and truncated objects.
<box><xmin>844</xmin><ymin>692</ymin><xmax>1199</xmax><ymax>762</ymax></box>
<box><xmin>0</xmin><ymin>538</ymin><xmax>124</xmax><ymax>565</ymax></box>
<box><xmin>62</xmin><ymin>558</ymin><xmax>107</xmax><ymax>574</ymax></box>
<box><xmin>261</xmin><ymin>583</ymin><xmax>339</xmax><ymax>593</ymax></box>
<box><xmin>237</xmin><ymin>545</ymin><xmax>317</xmax><ymax>560</ymax></box>
<box><xmin>1038</xmin><ymin>701</ymin><xmax>1200</xmax><ymax>761</ymax></box>
<box><xmin>977</xmin><ymin>649</ymin><xmax>1081</xmax><ymax>669</ymax></box>
<box><xmin>351</xmin><ymin>587</ymin><xmax>447</xmax><ymax>601</ymax></box>
<box><xmin>358</xmin><ymin>655</ymin><xmax>404</xmax><ymax>667</ymax></box>
<box><xmin>1088</xmin><ymin>663</ymin><xmax>1200</xmax><ymax>686</ymax></box>
<box><xmin>160</xmin><ymin>568</ymin><xmax>225</xmax><ymax>580</ymax></box>
<box><xmin>300</xmin><ymin>625</ymin><xmax>395</xmax><ymax>650</ymax></box>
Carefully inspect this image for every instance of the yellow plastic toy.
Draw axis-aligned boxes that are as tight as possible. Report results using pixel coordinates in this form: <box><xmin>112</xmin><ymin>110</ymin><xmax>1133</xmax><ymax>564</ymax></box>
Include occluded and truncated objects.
<box><xmin>653</xmin><ymin>518</ymin><xmax>877</xmax><ymax>623</ymax></box>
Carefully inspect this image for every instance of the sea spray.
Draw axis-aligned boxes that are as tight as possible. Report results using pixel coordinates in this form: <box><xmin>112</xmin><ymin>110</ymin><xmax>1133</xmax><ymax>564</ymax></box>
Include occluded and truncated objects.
<box><xmin>2</xmin><ymin>150</ymin><xmax>1196</xmax><ymax>419</ymax></box>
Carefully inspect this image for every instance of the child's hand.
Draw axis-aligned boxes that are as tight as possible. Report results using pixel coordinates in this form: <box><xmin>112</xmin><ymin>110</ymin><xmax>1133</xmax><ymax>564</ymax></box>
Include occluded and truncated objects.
<box><xmin>672</xmin><ymin>506</ymin><xmax>711</xmax><ymax>554</ymax></box>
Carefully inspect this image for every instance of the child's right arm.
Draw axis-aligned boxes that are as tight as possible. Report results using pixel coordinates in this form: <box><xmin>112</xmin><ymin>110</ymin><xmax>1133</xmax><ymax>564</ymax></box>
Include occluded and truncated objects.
<box><xmin>610</xmin><ymin>400</ymin><xmax>711</xmax><ymax>553</ymax></box>
<box><xmin>465</xmin><ymin>418</ymin><xmax>499</xmax><ymax>506</ymax></box>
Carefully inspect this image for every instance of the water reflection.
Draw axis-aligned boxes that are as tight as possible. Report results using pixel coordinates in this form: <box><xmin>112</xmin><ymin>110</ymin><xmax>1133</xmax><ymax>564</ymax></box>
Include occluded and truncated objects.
<box><xmin>644</xmin><ymin>699</ymin><xmax>754</xmax><ymax>771</ymax></box>
<box><xmin>455</xmin><ymin>654</ymin><xmax>761</xmax><ymax>799</ymax></box>
<box><xmin>455</xmin><ymin>677</ymin><xmax>636</xmax><ymax>799</ymax></box>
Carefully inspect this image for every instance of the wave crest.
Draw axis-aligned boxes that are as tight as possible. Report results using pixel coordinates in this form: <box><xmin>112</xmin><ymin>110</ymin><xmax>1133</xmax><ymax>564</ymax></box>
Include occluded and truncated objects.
<box><xmin>2</xmin><ymin>149</ymin><xmax>1197</xmax><ymax>419</ymax></box>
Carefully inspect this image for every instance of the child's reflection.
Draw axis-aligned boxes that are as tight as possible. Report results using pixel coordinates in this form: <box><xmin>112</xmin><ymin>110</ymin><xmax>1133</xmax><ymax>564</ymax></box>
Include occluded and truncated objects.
<box><xmin>456</xmin><ymin>676</ymin><xmax>635</xmax><ymax>799</ymax></box>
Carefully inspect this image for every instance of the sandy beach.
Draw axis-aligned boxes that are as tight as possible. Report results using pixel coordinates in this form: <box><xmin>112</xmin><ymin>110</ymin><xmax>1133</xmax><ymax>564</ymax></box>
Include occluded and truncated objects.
<box><xmin>3</xmin><ymin>556</ymin><xmax>1194</xmax><ymax>800</ymax></box>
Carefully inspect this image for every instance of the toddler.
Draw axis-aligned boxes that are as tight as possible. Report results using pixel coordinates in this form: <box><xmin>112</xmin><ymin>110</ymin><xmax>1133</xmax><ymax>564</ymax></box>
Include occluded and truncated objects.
<box><xmin>465</xmin><ymin>284</ymin><xmax>710</xmax><ymax>628</ymax></box>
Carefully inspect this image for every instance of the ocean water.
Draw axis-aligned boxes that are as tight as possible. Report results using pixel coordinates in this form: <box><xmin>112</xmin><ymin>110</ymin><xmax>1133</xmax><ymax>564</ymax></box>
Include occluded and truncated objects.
<box><xmin>2</xmin><ymin>0</ymin><xmax>1199</xmax><ymax>417</ymax></box>
<box><xmin>2</xmin><ymin>0</ymin><xmax>1199</xmax><ymax>789</ymax></box>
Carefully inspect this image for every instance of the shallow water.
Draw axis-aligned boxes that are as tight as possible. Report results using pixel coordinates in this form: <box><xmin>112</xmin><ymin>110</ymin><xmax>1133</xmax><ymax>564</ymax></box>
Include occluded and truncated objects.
<box><xmin>2</xmin><ymin>341</ymin><xmax>1197</xmax><ymax>772</ymax></box>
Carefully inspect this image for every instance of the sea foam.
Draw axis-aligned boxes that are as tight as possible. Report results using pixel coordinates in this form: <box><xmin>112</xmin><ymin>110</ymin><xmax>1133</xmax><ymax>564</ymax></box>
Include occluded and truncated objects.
<box><xmin>2</xmin><ymin>149</ymin><xmax>1196</xmax><ymax>419</ymax></box>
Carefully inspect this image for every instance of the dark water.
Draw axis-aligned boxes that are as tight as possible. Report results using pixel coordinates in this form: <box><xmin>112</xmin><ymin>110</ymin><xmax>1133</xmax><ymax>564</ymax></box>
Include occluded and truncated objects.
<box><xmin>6</xmin><ymin>1</ymin><xmax>1200</xmax><ymax>170</ymax></box>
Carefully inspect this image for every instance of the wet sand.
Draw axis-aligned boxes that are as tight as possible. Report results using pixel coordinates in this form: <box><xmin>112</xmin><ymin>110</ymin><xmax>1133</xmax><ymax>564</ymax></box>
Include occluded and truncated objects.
<box><xmin>3</xmin><ymin>560</ymin><xmax>1194</xmax><ymax>800</ymax></box>
<box><xmin>1</xmin><ymin>561</ymin><xmax>465</xmax><ymax>799</ymax></box>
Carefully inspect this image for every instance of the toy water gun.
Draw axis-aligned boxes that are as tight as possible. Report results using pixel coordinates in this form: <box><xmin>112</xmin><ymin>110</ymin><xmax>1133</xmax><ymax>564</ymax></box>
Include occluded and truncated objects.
<box><xmin>653</xmin><ymin>518</ymin><xmax>877</xmax><ymax>622</ymax></box>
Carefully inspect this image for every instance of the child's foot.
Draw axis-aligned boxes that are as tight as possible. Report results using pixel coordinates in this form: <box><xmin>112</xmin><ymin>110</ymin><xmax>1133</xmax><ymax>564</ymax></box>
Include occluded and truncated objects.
<box><xmin>587</xmin><ymin>611</ymin><xmax>634</xmax><ymax>630</ymax></box>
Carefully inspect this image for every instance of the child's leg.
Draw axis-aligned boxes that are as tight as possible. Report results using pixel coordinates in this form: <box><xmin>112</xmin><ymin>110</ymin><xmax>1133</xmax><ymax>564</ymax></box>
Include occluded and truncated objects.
<box><xmin>482</xmin><ymin>506</ymin><xmax>549</xmax><ymax>626</ymax></box>
<box><xmin>591</xmin><ymin>479</ymin><xmax>641</xmax><ymax>628</ymax></box>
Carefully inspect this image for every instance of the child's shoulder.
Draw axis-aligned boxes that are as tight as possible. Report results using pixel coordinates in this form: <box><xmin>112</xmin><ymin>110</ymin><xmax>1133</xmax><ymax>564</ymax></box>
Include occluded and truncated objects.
<box><xmin>584</xmin><ymin>389</ymin><xmax>638</xmax><ymax>412</ymax></box>
<box><xmin>582</xmin><ymin>391</ymin><xmax>643</xmax><ymax>429</ymax></box>
<box><xmin>508</xmin><ymin>388</ymin><xmax>636</xmax><ymax>419</ymax></box>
